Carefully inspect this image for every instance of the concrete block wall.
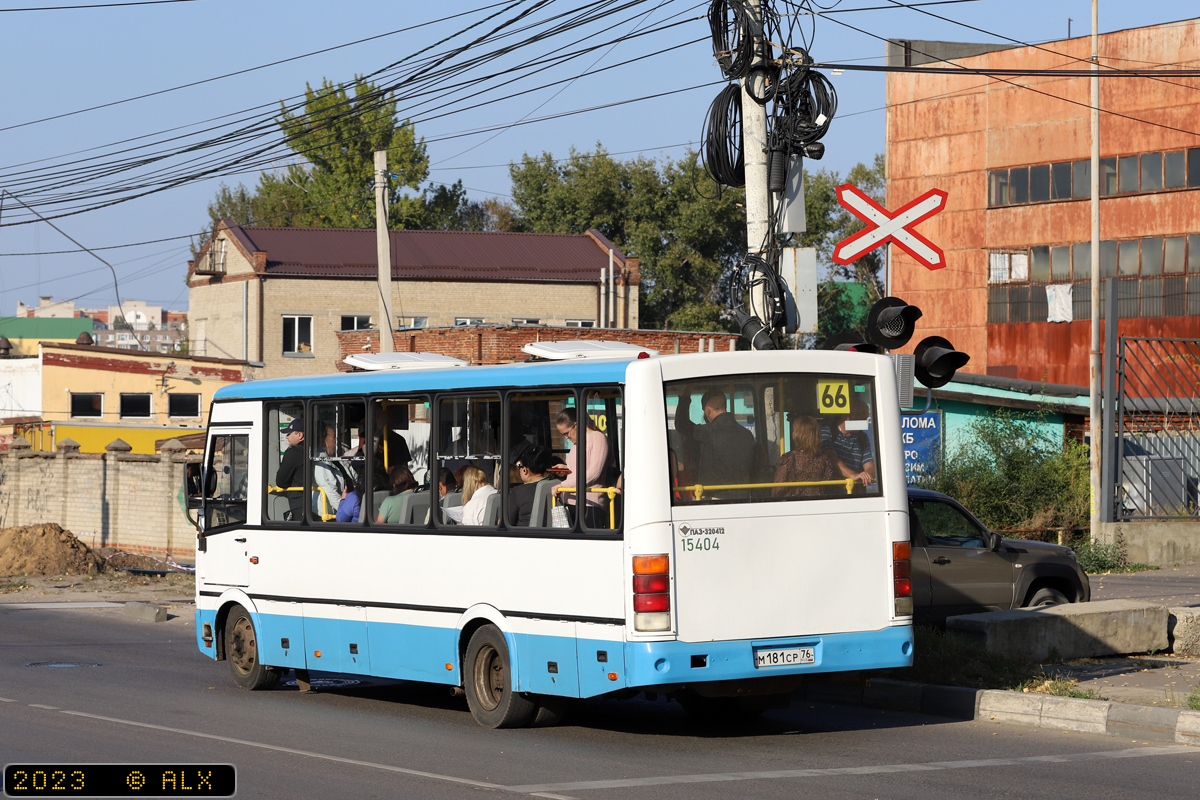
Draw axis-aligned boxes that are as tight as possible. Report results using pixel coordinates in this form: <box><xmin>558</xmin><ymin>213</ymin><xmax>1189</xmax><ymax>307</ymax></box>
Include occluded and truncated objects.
<box><xmin>0</xmin><ymin>437</ymin><xmax>201</xmax><ymax>563</ymax></box>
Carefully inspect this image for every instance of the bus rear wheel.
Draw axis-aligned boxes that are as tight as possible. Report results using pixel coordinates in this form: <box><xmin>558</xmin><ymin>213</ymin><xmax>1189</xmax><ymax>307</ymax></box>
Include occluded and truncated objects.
<box><xmin>224</xmin><ymin>604</ymin><xmax>281</xmax><ymax>690</ymax></box>
<box><xmin>464</xmin><ymin>625</ymin><xmax>536</xmax><ymax>728</ymax></box>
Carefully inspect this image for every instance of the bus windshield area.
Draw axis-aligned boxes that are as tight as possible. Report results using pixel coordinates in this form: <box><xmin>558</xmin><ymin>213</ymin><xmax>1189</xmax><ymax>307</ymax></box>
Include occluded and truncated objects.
<box><xmin>665</xmin><ymin>373</ymin><xmax>882</xmax><ymax>505</ymax></box>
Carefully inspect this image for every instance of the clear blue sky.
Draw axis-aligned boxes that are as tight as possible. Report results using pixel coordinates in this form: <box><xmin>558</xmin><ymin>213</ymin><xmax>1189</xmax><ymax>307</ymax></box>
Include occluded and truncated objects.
<box><xmin>0</xmin><ymin>0</ymin><xmax>1194</xmax><ymax>313</ymax></box>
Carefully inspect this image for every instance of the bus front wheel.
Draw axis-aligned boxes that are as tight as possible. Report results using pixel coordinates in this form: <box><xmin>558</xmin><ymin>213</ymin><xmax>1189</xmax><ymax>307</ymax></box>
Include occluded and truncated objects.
<box><xmin>464</xmin><ymin>625</ymin><xmax>536</xmax><ymax>728</ymax></box>
<box><xmin>224</xmin><ymin>604</ymin><xmax>281</xmax><ymax>690</ymax></box>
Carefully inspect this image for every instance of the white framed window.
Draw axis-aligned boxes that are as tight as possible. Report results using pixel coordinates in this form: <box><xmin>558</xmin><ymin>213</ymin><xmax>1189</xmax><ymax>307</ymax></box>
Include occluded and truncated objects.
<box><xmin>120</xmin><ymin>393</ymin><xmax>152</xmax><ymax>419</ymax></box>
<box><xmin>512</xmin><ymin>318</ymin><xmax>540</xmax><ymax>325</ymax></box>
<box><xmin>454</xmin><ymin>318</ymin><xmax>484</xmax><ymax>326</ymax></box>
<box><xmin>168</xmin><ymin>393</ymin><xmax>202</xmax><ymax>418</ymax></box>
<box><xmin>282</xmin><ymin>315</ymin><xmax>313</xmax><ymax>355</ymax></box>
<box><xmin>340</xmin><ymin>315</ymin><xmax>371</xmax><ymax>331</ymax></box>
<box><xmin>409</xmin><ymin>317</ymin><xmax>427</xmax><ymax>328</ymax></box>
<box><xmin>70</xmin><ymin>393</ymin><xmax>103</xmax><ymax>419</ymax></box>
<box><xmin>565</xmin><ymin>319</ymin><xmax>595</xmax><ymax>328</ymax></box>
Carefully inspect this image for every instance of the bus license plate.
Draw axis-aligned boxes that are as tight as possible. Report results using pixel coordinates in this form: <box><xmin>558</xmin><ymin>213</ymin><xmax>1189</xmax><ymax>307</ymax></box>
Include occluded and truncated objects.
<box><xmin>754</xmin><ymin>647</ymin><xmax>815</xmax><ymax>668</ymax></box>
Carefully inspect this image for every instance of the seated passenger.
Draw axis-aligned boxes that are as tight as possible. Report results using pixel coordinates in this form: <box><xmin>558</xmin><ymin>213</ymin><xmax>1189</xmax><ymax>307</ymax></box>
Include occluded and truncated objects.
<box><xmin>313</xmin><ymin>423</ymin><xmax>355</xmax><ymax>516</ymax></box>
<box><xmin>773</xmin><ymin>416</ymin><xmax>836</xmax><ymax>499</ymax></box>
<box><xmin>821</xmin><ymin>399</ymin><xmax>876</xmax><ymax>488</ymax></box>
<box><xmin>459</xmin><ymin>466</ymin><xmax>499</xmax><ymax>526</ymax></box>
<box><xmin>376</xmin><ymin>465</ymin><xmax>418</xmax><ymax>524</ymax></box>
<box><xmin>335</xmin><ymin>478</ymin><xmax>361</xmax><ymax>523</ymax></box>
<box><xmin>506</xmin><ymin>444</ymin><xmax>552</xmax><ymax>527</ymax></box>
<box><xmin>438</xmin><ymin>467</ymin><xmax>458</xmax><ymax>501</ymax></box>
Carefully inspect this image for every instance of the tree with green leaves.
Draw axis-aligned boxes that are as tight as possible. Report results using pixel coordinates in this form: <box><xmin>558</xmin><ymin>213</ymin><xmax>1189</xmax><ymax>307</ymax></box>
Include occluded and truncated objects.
<box><xmin>509</xmin><ymin>145</ymin><xmax>745</xmax><ymax>331</ymax></box>
<box><xmin>199</xmin><ymin>77</ymin><xmax>438</xmax><ymax>243</ymax></box>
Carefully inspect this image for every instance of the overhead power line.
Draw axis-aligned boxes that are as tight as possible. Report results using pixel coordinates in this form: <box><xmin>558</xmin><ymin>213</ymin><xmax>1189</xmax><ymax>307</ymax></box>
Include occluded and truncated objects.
<box><xmin>0</xmin><ymin>0</ymin><xmax>200</xmax><ymax>10</ymax></box>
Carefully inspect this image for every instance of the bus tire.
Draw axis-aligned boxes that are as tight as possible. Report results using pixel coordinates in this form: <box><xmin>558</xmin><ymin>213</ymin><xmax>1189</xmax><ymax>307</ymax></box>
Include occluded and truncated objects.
<box><xmin>464</xmin><ymin>625</ymin><xmax>536</xmax><ymax>728</ymax></box>
<box><xmin>224</xmin><ymin>604</ymin><xmax>281</xmax><ymax>691</ymax></box>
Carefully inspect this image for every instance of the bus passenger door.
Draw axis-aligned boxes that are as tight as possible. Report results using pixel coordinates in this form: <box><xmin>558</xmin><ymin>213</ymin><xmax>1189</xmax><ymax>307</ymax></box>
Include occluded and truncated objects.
<box><xmin>198</xmin><ymin>428</ymin><xmax>252</xmax><ymax>589</ymax></box>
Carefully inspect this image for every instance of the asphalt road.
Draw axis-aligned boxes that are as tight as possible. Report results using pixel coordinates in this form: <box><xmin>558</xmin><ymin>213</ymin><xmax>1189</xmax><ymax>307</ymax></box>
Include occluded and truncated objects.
<box><xmin>1091</xmin><ymin>563</ymin><xmax>1200</xmax><ymax>608</ymax></box>
<box><xmin>2</xmin><ymin>606</ymin><xmax>1198</xmax><ymax>800</ymax></box>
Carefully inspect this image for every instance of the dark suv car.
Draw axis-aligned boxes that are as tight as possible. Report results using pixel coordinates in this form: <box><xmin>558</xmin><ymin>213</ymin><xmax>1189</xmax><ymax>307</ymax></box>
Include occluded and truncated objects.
<box><xmin>908</xmin><ymin>488</ymin><xmax>1091</xmax><ymax>624</ymax></box>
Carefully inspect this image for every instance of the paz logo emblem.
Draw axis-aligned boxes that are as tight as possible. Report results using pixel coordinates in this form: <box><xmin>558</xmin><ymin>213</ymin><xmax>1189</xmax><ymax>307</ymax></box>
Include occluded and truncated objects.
<box><xmin>678</xmin><ymin>525</ymin><xmax>690</xmax><ymax>536</ymax></box>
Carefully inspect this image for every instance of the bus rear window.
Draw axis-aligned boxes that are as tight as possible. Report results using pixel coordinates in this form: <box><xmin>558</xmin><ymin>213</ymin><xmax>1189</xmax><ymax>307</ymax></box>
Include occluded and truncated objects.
<box><xmin>665</xmin><ymin>373</ymin><xmax>881</xmax><ymax>505</ymax></box>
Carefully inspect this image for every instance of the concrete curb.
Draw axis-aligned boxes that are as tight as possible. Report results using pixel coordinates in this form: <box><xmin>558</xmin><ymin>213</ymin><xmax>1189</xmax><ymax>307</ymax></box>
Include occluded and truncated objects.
<box><xmin>800</xmin><ymin>678</ymin><xmax>1200</xmax><ymax>746</ymax></box>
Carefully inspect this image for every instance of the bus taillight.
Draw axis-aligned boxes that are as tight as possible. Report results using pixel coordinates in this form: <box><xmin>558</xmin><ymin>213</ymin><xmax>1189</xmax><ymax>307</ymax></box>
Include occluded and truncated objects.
<box><xmin>633</xmin><ymin>554</ymin><xmax>671</xmax><ymax>631</ymax></box>
<box><xmin>893</xmin><ymin>541</ymin><xmax>913</xmax><ymax>616</ymax></box>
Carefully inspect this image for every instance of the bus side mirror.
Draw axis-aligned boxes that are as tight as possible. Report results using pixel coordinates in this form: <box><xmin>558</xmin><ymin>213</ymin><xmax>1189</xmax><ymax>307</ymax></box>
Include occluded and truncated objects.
<box><xmin>184</xmin><ymin>462</ymin><xmax>204</xmax><ymax>510</ymax></box>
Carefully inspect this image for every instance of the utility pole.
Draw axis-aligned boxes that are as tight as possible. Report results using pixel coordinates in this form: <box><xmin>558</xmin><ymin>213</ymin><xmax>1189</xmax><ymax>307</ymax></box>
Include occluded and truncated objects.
<box><xmin>374</xmin><ymin>150</ymin><xmax>395</xmax><ymax>354</ymax></box>
<box><xmin>742</xmin><ymin>0</ymin><xmax>769</xmax><ymax>252</ymax></box>
<box><xmin>1088</xmin><ymin>1</ymin><xmax>1101</xmax><ymax>538</ymax></box>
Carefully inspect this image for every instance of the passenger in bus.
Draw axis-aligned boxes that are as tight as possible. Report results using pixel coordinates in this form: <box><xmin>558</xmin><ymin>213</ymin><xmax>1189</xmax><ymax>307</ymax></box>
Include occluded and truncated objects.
<box><xmin>313</xmin><ymin>423</ymin><xmax>355</xmax><ymax>517</ymax></box>
<box><xmin>376</xmin><ymin>465</ymin><xmax>419</xmax><ymax>524</ymax></box>
<box><xmin>371</xmin><ymin>405</ymin><xmax>412</xmax><ymax>491</ymax></box>
<box><xmin>507</xmin><ymin>444</ymin><xmax>552</xmax><ymax>526</ymax></box>
<box><xmin>674</xmin><ymin>389</ymin><xmax>757</xmax><ymax>499</ymax></box>
<box><xmin>274</xmin><ymin>418</ymin><xmax>306</xmax><ymax>520</ymax></box>
<box><xmin>335</xmin><ymin>478</ymin><xmax>361</xmax><ymax>523</ymax></box>
<box><xmin>459</xmin><ymin>466</ymin><xmax>499</xmax><ymax>526</ymax></box>
<box><xmin>438</xmin><ymin>467</ymin><xmax>458</xmax><ymax>500</ymax></box>
<box><xmin>555</xmin><ymin>407</ymin><xmax>610</xmax><ymax>526</ymax></box>
<box><xmin>773</xmin><ymin>416</ymin><xmax>836</xmax><ymax>498</ymax></box>
<box><xmin>821</xmin><ymin>399</ymin><xmax>876</xmax><ymax>487</ymax></box>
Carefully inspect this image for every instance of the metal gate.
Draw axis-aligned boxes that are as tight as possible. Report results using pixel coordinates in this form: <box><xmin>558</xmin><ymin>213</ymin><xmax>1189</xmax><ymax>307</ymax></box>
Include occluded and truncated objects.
<box><xmin>1114</xmin><ymin>337</ymin><xmax>1200</xmax><ymax>520</ymax></box>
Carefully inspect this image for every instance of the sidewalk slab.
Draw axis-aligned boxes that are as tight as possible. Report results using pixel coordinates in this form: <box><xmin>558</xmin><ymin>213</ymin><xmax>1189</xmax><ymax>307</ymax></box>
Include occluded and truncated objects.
<box><xmin>947</xmin><ymin>600</ymin><xmax>1169</xmax><ymax>661</ymax></box>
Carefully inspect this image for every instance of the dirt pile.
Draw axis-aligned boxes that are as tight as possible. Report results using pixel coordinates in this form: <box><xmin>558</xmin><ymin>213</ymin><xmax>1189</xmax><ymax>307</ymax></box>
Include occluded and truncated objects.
<box><xmin>0</xmin><ymin>524</ymin><xmax>102</xmax><ymax>576</ymax></box>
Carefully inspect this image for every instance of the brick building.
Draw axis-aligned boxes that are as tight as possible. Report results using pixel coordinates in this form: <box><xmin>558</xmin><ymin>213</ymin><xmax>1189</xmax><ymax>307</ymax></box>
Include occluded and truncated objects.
<box><xmin>335</xmin><ymin>325</ymin><xmax>737</xmax><ymax>369</ymax></box>
<box><xmin>187</xmin><ymin>221</ymin><xmax>641</xmax><ymax>379</ymax></box>
<box><xmin>885</xmin><ymin>20</ymin><xmax>1200</xmax><ymax>385</ymax></box>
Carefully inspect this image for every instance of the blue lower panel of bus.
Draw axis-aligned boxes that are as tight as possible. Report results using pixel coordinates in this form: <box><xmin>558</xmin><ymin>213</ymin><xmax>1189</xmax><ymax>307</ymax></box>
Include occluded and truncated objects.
<box><xmin>623</xmin><ymin>625</ymin><xmax>914</xmax><ymax>690</ymax></box>
<box><xmin>196</xmin><ymin>606</ymin><xmax>911</xmax><ymax>699</ymax></box>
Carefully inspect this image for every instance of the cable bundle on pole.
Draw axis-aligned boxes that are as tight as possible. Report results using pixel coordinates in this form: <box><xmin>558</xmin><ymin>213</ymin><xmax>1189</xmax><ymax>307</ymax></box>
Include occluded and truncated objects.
<box><xmin>708</xmin><ymin>0</ymin><xmax>755</xmax><ymax>80</ymax></box>
<box><xmin>773</xmin><ymin>65</ymin><xmax>837</xmax><ymax>149</ymax></box>
<box><xmin>701</xmin><ymin>83</ymin><xmax>745</xmax><ymax>188</ymax></box>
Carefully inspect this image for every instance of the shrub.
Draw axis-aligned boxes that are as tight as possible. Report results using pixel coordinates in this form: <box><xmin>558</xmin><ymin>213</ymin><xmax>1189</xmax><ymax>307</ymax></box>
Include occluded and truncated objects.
<box><xmin>916</xmin><ymin>410</ymin><xmax>1089</xmax><ymax>531</ymax></box>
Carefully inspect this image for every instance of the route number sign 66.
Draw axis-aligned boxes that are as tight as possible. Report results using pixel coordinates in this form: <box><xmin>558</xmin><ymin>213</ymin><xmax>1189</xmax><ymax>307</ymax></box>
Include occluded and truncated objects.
<box><xmin>818</xmin><ymin>380</ymin><xmax>850</xmax><ymax>414</ymax></box>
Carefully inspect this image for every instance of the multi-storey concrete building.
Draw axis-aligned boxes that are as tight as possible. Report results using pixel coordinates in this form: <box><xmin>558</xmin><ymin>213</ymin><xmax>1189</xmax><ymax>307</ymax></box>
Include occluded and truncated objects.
<box><xmin>885</xmin><ymin>20</ymin><xmax>1200</xmax><ymax>385</ymax></box>
<box><xmin>187</xmin><ymin>221</ymin><xmax>641</xmax><ymax>379</ymax></box>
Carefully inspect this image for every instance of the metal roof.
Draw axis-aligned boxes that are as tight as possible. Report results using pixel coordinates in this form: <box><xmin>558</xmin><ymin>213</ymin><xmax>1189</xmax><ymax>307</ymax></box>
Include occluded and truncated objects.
<box><xmin>229</xmin><ymin>224</ymin><xmax>626</xmax><ymax>284</ymax></box>
<box><xmin>0</xmin><ymin>316</ymin><xmax>94</xmax><ymax>339</ymax></box>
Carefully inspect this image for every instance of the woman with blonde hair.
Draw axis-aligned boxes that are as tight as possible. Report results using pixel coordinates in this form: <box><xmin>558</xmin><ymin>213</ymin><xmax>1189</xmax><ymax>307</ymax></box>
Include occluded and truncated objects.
<box><xmin>460</xmin><ymin>466</ymin><xmax>499</xmax><ymax>526</ymax></box>
<box><xmin>772</xmin><ymin>415</ymin><xmax>836</xmax><ymax>499</ymax></box>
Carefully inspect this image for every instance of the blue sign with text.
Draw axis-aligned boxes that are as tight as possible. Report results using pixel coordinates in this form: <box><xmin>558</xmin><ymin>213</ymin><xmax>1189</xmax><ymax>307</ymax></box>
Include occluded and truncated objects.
<box><xmin>902</xmin><ymin>410</ymin><xmax>942</xmax><ymax>484</ymax></box>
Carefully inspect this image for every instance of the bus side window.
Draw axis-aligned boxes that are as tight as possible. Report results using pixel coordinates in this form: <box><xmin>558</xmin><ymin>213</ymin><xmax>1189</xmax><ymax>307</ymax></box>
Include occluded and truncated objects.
<box><xmin>309</xmin><ymin>401</ymin><xmax>366</xmax><ymax>525</ymax></box>
<box><xmin>265</xmin><ymin>402</ymin><xmax>305</xmax><ymax>524</ymax></box>
<box><xmin>582</xmin><ymin>388</ymin><xmax>622</xmax><ymax>532</ymax></box>
<box><xmin>370</xmin><ymin>397</ymin><xmax>432</xmax><ymax>526</ymax></box>
<box><xmin>206</xmin><ymin>433</ymin><xmax>249</xmax><ymax>530</ymax></box>
<box><xmin>509</xmin><ymin>390</ymin><xmax>575</xmax><ymax>530</ymax></box>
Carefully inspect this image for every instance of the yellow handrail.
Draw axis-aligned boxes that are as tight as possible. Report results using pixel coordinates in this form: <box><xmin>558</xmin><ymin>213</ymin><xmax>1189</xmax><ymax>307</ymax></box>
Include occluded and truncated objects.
<box><xmin>679</xmin><ymin>479</ymin><xmax>856</xmax><ymax>501</ymax></box>
<box><xmin>267</xmin><ymin>485</ymin><xmax>335</xmax><ymax>521</ymax></box>
<box><xmin>553</xmin><ymin>485</ymin><xmax>619</xmax><ymax>529</ymax></box>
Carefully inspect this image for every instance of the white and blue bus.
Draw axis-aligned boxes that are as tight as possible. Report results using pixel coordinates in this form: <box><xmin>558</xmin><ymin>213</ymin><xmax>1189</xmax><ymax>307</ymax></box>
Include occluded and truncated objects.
<box><xmin>189</xmin><ymin>344</ymin><xmax>914</xmax><ymax>727</ymax></box>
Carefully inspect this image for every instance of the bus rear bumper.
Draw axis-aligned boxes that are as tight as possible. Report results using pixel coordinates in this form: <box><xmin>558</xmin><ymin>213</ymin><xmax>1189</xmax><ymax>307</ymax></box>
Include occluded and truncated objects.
<box><xmin>624</xmin><ymin>624</ymin><xmax>913</xmax><ymax>690</ymax></box>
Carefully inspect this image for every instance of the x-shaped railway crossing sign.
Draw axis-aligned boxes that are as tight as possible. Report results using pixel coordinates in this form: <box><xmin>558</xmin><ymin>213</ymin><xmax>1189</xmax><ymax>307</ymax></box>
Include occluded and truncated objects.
<box><xmin>832</xmin><ymin>184</ymin><xmax>948</xmax><ymax>270</ymax></box>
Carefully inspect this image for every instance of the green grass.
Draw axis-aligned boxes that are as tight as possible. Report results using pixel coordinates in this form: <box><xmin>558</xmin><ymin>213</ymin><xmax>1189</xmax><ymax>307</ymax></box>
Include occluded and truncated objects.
<box><xmin>1187</xmin><ymin>687</ymin><xmax>1200</xmax><ymax>712</ymax></box>
<box><xmin>0</xmin><ymin>578</ymin><xmax>28</xmax><ymax>593</ymax></box>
